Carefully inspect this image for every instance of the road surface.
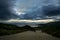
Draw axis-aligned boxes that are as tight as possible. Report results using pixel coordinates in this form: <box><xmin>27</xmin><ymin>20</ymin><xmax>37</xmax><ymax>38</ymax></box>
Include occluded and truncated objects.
<box><xmin>0</xmin><ymin>31</ymin><xmax>60</xmax><ymax>40</ymax></box>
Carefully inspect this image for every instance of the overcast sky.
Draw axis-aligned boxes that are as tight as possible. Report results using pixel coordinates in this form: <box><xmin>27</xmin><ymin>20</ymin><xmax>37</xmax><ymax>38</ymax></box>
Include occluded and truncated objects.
<box><xmin>0</xmin><ymin>0</ymin><xmax>60</xmax><ymax>20</ymax></box>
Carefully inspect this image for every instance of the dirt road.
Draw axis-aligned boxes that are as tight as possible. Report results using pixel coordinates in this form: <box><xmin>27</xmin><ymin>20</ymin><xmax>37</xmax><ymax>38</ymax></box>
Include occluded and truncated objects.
<box><xmin>0</xmin><ymin>31</ymin><xmax>60</xmax><ymax>40</ymax></box>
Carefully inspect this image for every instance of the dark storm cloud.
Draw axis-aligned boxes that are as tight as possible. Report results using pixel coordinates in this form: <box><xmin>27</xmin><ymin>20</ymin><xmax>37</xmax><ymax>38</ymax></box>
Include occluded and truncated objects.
<box><xmin>20</xmin><ymin>8</ymin><xmax>45</xmax><ymax>20</ymax></box>
<box><xmin>43</xmin><ymin>5</ymin><xmax>60</xmax><ymax>16</ymax></box>
<box><xmin>0</xmin><ymin>0</ymin><xmax>10</xmax><ymax>20</ymax></box>
<box><xmin>0</xmin><ymin>0</ymin><xmax>19</xmax><ymax>20</ymax></box>
<box><xmin>0</xmin><ymin>0</ymin><xmax>60</xmax><ymax>20</ymax></box>
<box><xmin>19</xmin><ymin>5</ymin><xmax>60</xmax><ymax>20</ymax></box>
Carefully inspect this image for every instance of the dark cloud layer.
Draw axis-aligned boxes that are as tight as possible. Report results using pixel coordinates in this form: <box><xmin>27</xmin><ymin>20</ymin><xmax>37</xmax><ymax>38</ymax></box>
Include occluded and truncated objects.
<box><xmin>20</xmin><ymin>5</ymin><xmax>60</xmax><ymax>20</ymax></box>
<box><xmin>0</xmin><ymin>0</ymin><xmax>19</xmax><ymax>20</ymax></box>
<box><xmin>43</xmin><ymin>5</ymin><xmax>60</xmax><ymax>16</ymax></box>
<box><xmin>0</xmin><ymin>0</ymin><xmax>60</xmax><ymax>20</ymax></box>
<box><xmin>20</xmin><ymin>8</ymin><xmax>44</xmax><ymax>20</ymax></box>
<box><xmin>0</xmin><ymin>0</ymin><xmax>11</xmax><ymax>20</ymax></box>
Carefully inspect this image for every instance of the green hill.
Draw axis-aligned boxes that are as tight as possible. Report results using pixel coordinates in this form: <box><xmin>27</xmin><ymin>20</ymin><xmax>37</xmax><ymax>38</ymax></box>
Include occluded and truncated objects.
<box><xmin>0</xmin><ymin>23</ymin><xmax>36</xmax><ymax>36</ymax></box>
<box><xmin>39</xmin><ymin>21</ymin><xmax>60</xmax><ymax>38</ymax></box>
<box><xmin>0</xmin><ymin>23</ymin><xmax>27</xmax><ymax>36</ymax></box>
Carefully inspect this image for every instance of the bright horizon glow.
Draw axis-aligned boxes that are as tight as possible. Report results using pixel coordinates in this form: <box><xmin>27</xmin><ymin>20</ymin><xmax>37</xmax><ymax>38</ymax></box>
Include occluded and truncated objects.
<box><xmin>1</xmin><ymin>19</ymin><xmax>55</xmax><ymax>23</ymax></box>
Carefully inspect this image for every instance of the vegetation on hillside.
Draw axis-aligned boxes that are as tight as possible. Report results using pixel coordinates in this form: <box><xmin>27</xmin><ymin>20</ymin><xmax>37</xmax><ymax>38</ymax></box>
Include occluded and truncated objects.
<box><xmin>0</xmin><ymin>21</ymin><xmax>60</xmax><ymax>38</ymax></box>
<box><xmin>0</xmin><ymin>23</ymin><xmax>36</xmax><ymax>36</ymax></box>
<box><xmin>39</xmin><ymin>21</ymin><xmax>60</xmax><ymax>38</ymax></box>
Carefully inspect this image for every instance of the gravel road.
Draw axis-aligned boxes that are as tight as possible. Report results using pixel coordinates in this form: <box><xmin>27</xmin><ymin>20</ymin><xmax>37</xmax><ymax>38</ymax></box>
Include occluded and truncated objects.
<box><xmin>0</xmin><ymin>31</ymin><xmax>60</xmax><ymax>40</ymax></box>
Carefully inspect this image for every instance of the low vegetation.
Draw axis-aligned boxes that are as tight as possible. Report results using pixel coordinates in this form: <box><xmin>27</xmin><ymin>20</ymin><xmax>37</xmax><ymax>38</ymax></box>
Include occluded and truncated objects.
<box><xmin>0</xmin><ymin>21</ymin><xmax>60</xmax><ymax>38</ymax></box>
<box><xmin>0</xmin><ymin>23</ymin><xmax>26</xmax><ymax>36</ymax></box>
<box><xmin>0</xmin><ymin>23</ymin><xmax>36</xmax><ymax>36</ymax></box>
<box><xmin>39</xmin><ymin>21</ymin><xmax>60</xmax><ymax>38</ymax></box>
